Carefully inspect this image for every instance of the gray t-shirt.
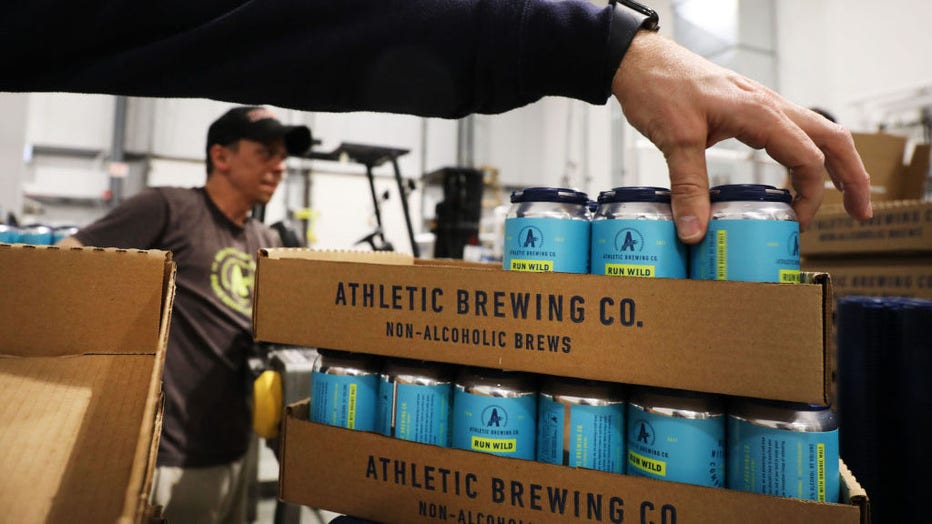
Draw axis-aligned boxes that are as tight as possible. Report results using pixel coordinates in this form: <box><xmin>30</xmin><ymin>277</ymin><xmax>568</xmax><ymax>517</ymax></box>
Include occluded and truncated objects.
<box><xmin>75</xmin><ymin>186</ymin><xmax>281</xmax><ymax>467</ymax></box>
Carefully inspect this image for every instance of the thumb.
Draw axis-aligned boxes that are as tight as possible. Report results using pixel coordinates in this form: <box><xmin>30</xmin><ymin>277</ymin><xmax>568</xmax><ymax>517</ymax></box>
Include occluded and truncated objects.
<box><xmin>666</xmin><ymin>146</ymin><xmax>711</xmax><ymax>244</ymax></box>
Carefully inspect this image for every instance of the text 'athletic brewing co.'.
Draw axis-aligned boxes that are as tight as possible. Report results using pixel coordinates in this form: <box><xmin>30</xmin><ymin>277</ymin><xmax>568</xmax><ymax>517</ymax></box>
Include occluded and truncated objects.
<box><xmin>690</xmin><ymin>184</ymin><xmax>800</xmax><ymax>283</ymax></box>
<box><xmin>309</xmin><ymin>349</ymin><xmax>380</xmax><ymax>432</ymax></box>
<box><xmin>627</xmin><ymin>387</ymin><xmax>725</xmax><ymax>488</ymax></box>
<box><xmin>536</xmin><ymin>377</ymin><xmax>626</xmax><ymax>473</ymax></box>
<box><xmin>377</xmin><ymin>359</ymin><xmax>453</xmax><ymax>446</ymax></box>
<box><xmin>728</xmin><ymin>398</ymin><xmax>840</xmax><ymax>502</ymax></box>
<box><xmin>590</xmin><ymin>186</ymin><xmax>687</xmax><ymax>278</ymax></box>
<box><xmin>452</xmin><ymin>368</ymin><xmax>538</xmax><ymax>460</ymax></box>
<box><xmin>503</xmin><ymin>187</ymin><xmax>590</xmax><ymax>274</ymax></box>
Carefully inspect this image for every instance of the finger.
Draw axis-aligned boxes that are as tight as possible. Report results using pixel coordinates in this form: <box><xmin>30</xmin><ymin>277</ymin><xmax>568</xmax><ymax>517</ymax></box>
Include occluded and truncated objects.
<box><xmin>664</xmin><ymin>144</ymin><xmax>711</xmax><ymax>244</ymax></box>
<box><xmin>725</xmin><ymin>100</ymin><xmax>827</xmax><ymax>230</ymax></box>
<box><xmin>782</xmin><ymin>105</ymin><xmax>873</xmax><ymax>220</ymax></box>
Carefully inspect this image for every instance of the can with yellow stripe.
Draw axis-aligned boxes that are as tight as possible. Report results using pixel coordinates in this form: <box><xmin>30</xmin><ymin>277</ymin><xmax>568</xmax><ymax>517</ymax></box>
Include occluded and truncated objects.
<box><xmin>503</xmin><ymin>187</ymin><xmax>590</xmax><ymax>274</ymax></box>
<box><xmin>536</xmin><ymin>377</ymin><xmax>626</xmax><ymax>473</ymax></box>
<box><xmin>689</xmin><ymin>184</ymin><xmax>800</xmax><ymax>283</ymax></box>
<box><xmin>627</xmin><ymin>387</ymin><xmax>725</xmax><ymax>487</ymax></box>
<box><xmin>309</xmin><ymin>349</ymin><xmax>379</xmax><ymax>431</ymax></box>
<box><xmin>728</xmin><ymin>399</ymin><xmax>839</xmax><ymax>502</ymax></box>
<box><xmin>452</xmin><ymin>368</ymin><xmax>537</xmax><ymax>460</ymax></box>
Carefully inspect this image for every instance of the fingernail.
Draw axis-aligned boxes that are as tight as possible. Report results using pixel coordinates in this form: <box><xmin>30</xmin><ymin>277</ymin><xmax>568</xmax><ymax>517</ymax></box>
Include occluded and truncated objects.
<box><xmin>676</xmin><ymin>215</ymin><xmax>702</xmax><ymax>242</ymax></box>
<box><xmin>866</xmin><ymin>200</ymin><xmax>873</xmax><ymax>219</ymax></box>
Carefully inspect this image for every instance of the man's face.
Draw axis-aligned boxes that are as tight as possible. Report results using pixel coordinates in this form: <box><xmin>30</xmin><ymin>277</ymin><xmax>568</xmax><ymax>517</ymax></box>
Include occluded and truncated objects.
<box><xmin>224</xmin><ymin>138</ymin><xmax>287</xmax><ymax>205</ymax></box>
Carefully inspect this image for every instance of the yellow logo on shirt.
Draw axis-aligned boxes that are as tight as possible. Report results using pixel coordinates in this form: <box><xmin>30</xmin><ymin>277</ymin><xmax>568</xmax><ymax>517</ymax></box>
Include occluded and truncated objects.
<box><xmin>211</xmin><ymin>247</ymin><xmax>256</xmax><ymax>315</ymax></box>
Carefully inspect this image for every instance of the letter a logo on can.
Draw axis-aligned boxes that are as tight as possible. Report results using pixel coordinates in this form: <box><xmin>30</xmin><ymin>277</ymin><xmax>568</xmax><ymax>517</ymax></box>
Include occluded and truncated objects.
<box><xmin>518</xmin><ymin>226</ymin><xmax>544</xmax><ymax>249</ymax></box>
<box><xmin>615</xmin><ymin>228</ymin><xmax>645</xmax><ymax>252</ymax></box>
<box><xmin>483</xmin><ymin>405</ymin><xmax>509</xmax><ymax>428</ymax></box>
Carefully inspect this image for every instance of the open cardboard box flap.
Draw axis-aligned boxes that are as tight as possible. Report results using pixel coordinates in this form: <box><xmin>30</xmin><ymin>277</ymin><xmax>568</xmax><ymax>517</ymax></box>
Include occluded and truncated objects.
<box><xmin>0</xmin><ymin>244</ymin><xmax>175</xmax><ymax>523</ymax></box>
<box><xmin>255</xmin><ymin>249</ymin><xmax>834</xmax><ymax>405</ymax></box>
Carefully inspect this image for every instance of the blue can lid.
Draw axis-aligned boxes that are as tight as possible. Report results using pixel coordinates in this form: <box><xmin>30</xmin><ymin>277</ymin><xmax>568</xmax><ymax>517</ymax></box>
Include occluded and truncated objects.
<box><xmin>510</xmin><ymin>187</ymin><xmax>589</xmax><ymax>205</ymax></box>
<box><xmin>710</xmin><ymin>184</ymin><xmax>792</xmax><ymax>203</ymax></box>
<box><xmin>598</xmin><ymin>186</ymin><xmax>671</xmax><ymax>204</ymax></box>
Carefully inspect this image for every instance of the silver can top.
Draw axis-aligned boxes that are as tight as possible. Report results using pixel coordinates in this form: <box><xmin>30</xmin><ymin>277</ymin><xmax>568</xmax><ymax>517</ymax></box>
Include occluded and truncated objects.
<box><xmin>709</xmin><ymin>184</ymin><xmax>797</xmax><ymax>221</ymax></box>
<box><xmin>508</xmin><ymin>187</ymin><xmax>590</xmax><ymax>220</ymax></box>
<box><xmin>456</xmin><ymin>367</ymin><xmax>536</xmax><ymax>398</ymax></box>
<box><xmin>382</xmin><ymin>358</ymin><xmax>452</xmax><ymax>387</ymax></box>
<box><xmin>629</xmin><ymin>386</ymin><xmax>724</xmax><ymax>419</ymax></box>
<box><xmin>729</xmin><ymin>398</ymin><xmax>837</xmax><ymax>432</ymax></box>
<box><xmin>541</xmin><ymin>377</ymin><xmax>625</xmax><ymax>407</ymax></box>
<box><xmin>315</xmin><ymin>349</ymin><xmax>379</xmax><ymax>377</ymax></box>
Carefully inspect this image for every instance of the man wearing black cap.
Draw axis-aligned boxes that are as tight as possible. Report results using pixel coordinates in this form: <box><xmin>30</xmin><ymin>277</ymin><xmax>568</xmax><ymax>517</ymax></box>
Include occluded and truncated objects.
<box><xmin>58</xmin><ymin>106</ymin><xmax>311</xmax><ymax>523</ymax></box>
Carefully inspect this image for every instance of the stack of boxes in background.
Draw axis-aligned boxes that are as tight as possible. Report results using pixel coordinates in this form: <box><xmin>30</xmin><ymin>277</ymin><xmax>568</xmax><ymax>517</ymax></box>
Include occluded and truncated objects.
<box><xmin>802</xmin><ymin>132</ymin><xmax>931</xmax><ymax>299</ymax></box>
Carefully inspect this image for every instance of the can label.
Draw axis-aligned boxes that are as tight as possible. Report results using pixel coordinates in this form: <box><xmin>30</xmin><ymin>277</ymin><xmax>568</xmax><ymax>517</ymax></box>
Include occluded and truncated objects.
<box><xmin>627</xmin><ymin>406</ymin><xmax>725</xmax><ymax>487</ymax></box>
<box><xmin>728</xmin><ymin>419</ymin><xmax>840</xmax><ymax>502</ymax></box>
<box><xmin>690</xmin><ymin>220</ymin><xmax>800</xmax><ymax>283</ymax></box>
<box><xmin>504</xmin><ymin>217</ymin><xmax>589</xmax><ymax>274</ymax></box>
<box><xmin>310</xmin><ymin>371</ymin><xmax>378</xmax><ymax>431</ymax></box>
<box><xmin>537</xmin><ymin>397</ymin><xmax>625</xmax><ymax>473</ymax></box>
<box><xmin>378</xmin><ymin>377</ymin><xmax>452</xmax><ymax>446</ymax></box>
<box><xmin>452</xmin><ymin>390</ymin><xmax>537</xmax><ymax>460</ymax></box>
<box><xmin>591</xmin><ymin>220</ymin><xmax>686</xmax><ymax>278</ymax></box>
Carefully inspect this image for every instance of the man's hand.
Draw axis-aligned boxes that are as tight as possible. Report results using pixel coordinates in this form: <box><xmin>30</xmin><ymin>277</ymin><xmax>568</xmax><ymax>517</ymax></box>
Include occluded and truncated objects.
<box><xmin>612</xmin><ymin>31</ymin><xmax>872</xmax><ymax>243</ymax></box>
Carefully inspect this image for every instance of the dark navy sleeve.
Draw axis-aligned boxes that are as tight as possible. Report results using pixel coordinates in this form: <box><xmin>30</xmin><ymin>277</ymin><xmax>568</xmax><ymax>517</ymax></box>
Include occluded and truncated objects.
<box><xmin>0</xmin><ymin>0</ymin><xmax>640</xmax><ymax>118</ymax></box>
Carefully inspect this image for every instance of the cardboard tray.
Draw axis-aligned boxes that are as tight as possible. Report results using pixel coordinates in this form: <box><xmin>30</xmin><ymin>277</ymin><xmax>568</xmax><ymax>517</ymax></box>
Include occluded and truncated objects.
<box><xmin>803</xmin><ymin>200</ymin><xmax>932</xmax><ymax>257</ymax></box>
<box><xmin>802</xmin><ymin>256</ymin><xmax>932</xmax><ymax>300</ymax></box>
<box><xmin>280</xmin><ymin>402</ymin><xmax>869</xmax><ymax>524</ymax></box>
<box><xmin>254</xmin><ymin>249</ymin><xmax>834</xmax><ymax>405</ymax></box>
<box><xmin>0</xmin><ymin>244</ymin><xmax>175</xmax><ymax>523</ymax></box>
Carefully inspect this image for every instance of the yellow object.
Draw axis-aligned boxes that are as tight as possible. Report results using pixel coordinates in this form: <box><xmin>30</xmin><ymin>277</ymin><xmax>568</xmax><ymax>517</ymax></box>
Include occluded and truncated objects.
<box><xmin>253</xmin><ymin>370</ymin><xmax>282</xmax><ymax>438</ymax></box>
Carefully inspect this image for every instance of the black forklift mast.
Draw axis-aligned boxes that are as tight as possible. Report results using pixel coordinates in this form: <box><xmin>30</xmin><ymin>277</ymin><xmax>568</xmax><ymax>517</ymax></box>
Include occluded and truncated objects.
<box><xmin>305</xmin><ymin>143</ymin><xmax>420</xmax><ymax>257</ymax></box>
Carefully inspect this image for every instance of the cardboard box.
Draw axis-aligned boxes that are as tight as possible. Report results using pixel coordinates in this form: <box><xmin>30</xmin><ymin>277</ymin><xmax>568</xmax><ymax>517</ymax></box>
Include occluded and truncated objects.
<box><xmin>0</xmin><ymin>244</ymin><xmax>175</xmax><ymax>523</ymax></box>
<box><xmin>802</xmin><ymin>200</ymin><xmax>932</xmax><ymax>257</ymax></box>
<box><xmin>254</xmin><ymin>249</ymin><xmax>834</xmax><ymax>405</ymax></box>
<box><xmin>280</xmin><ymin>402</ymin><xmax>869</xmax><ymax>524</ymax></box>
<box><xmin>802</xmin><ymin>256</ymin><xmax>932</xmax><ymax>300</ymax></box>
<box><xmin>819</xmin><ymin>133</ymin><xmax>930</xmax><ymax>207</ymax></box>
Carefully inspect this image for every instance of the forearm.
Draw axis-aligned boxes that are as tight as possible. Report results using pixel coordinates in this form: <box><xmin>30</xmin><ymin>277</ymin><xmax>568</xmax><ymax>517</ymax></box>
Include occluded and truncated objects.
<box><xmin>1</xmin><ymin>0</ymin><xmax>629</xmax><ymax>118</ymax></box>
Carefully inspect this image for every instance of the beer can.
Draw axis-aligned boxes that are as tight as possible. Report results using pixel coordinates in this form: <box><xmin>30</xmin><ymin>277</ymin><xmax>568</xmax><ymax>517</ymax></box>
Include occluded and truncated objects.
<box><xmin>19</xmin><ymin>224</ymin><xmax>53</xmax><ymax>246</ymax></box>
<box><xmin>537</xmin><ymin>377</ymin><xmax>626</xmax><ymax>473</ymax></box>
<box><xmin>309</xmin><ymin>349</ymin><xmax>380</xmax><ymax>431</ymax></box>
<box><xmin>590</xmin><ymin>186</ymin><xmax>687</xmax><ymax>278</ymax></box>
<box><xmin>627</xmin><ymin>387</ymin><xmax>725</xmax><ymax>487</ymax></box>
<box><xmin>52</xmin><ymin>225</ymin><xmax>79</xmax><ymax>244</ymax></box>
<box><xmin>503</xmin><ymin>187</ymin><xmax>590</xmax><ymax>274</ymax></box>
<box><xmin>377</xmin><ymin>359</ymin><xmax>453</xmax><ymax>446</ymax></box>
<box><xmin>0</xmin><ymin>224</ymin><xmax>19</xmax><ymax>244</ymax></box>
<box><xmin>728</xmin><ymin>398</ymin><xmax>840</xmax><ymax>502</ymax></box>
<box><xmin>690</xmin><ymin>184</ymin><xmax>800</xmax><ymax>283</ymax></box>
<box><xmin>452</xmin><ymin>368</ymin><xmax>537</xmax><ymax>460</ymax></box>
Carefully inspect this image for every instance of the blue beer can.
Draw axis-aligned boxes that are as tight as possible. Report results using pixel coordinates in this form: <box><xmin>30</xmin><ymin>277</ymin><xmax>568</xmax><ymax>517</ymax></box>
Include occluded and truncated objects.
<box><xmin>0</xmin><ymin>224</ymin><xmax>20</xmax><ymax>244</ymax></box>
<box><xmin>537</xmin><ymin>377</ymin><xmax>626</xmax><ymax>473</ymax></box>
<box><xmin>627</xmin><ymin>387</ymin><xmax>725</xmax><ymax>487</ymax></box>
<box><xmin>503</xmin><ymin>187</ymin><xmax>590</xmax><ymax>274</ymax></box>
<box><xmin>590</xmin><ymin>187</ymin><xmax>687</xmax><ymax>278</ymax></box>
<box><xmin>728</xmin><ymin>398</ymin><xmax>840</xmax><ymax>502</ymax></box>
<box><xmin>19</xmin><ymin>224</ymin><xmax>53</xmax><ymax>245</ymax></box>
<box><xmin>309</xmin><ymin>349</ymin><xmax>380</xmax><ymax>431</ymax></box>
<box><xmin>52</xmin><ymin>225</ymin><xmax>79</xmax><ymax>244</ymax></box>
<box><xmin>690</xmin><ymin>184</ymin><xmax>800</xmax><ymax>283</ymax></box>
<box><xmin>377</xmin><ymin>359</ymin><xmax>453</xmax><ymax>446</ymax></box>
<box><xmin>452</xmin><ymin>368</ymin><xmax>537</xmax><ymax>460</ymax></box>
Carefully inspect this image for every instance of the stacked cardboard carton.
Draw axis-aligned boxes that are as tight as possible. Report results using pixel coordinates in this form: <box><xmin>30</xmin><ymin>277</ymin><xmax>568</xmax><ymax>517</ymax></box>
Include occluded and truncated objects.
<box><xmin>0</xmin><ymin>244</ymin><xmax>175</xmax><ymax>523</ymax></box>
<box><xmin>802</xmin><ymin>200</ymin><xmax>932</xmax><ymax>299</ymax></box>
<box><xmin>253</xmin><ymin>249</ymin><xmax>869</xmax><ymax>523</ymax></box>
<box><xmin>802</xmin><ymin>132</ymin><xmax>931</xmax><ymax>299</ymax></box>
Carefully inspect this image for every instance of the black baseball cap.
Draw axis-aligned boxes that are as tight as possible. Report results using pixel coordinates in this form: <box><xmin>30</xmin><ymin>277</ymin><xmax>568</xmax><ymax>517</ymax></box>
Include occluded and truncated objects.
<box><xmin>207</xmin><ymin>106</ymin><xmax>312</xmax><ymax>156</ymax></box>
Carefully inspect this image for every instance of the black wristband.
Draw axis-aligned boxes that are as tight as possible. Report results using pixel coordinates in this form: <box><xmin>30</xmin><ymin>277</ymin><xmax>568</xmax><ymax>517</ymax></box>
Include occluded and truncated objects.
<box><xmin>604</xmin><ymin>0</ymin><xmax>660</xmax><ymax>93</ymax></box>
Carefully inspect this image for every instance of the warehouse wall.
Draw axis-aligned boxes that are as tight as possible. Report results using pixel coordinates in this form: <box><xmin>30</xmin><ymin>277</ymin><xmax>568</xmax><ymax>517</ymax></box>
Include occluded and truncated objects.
<box><xmin>776</xmin><ymin>0</ymin><xmax>932</xmax><ymax>130</ymax></box>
